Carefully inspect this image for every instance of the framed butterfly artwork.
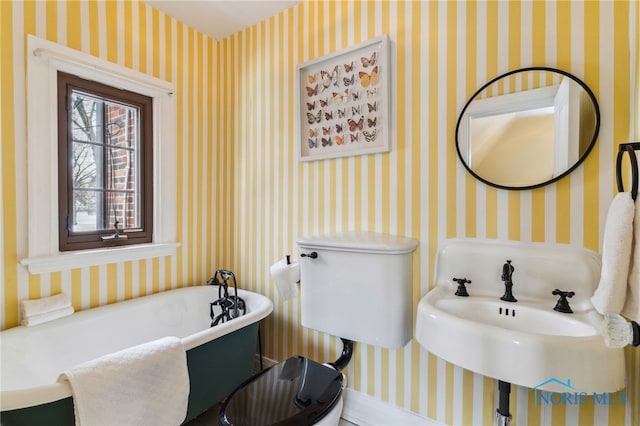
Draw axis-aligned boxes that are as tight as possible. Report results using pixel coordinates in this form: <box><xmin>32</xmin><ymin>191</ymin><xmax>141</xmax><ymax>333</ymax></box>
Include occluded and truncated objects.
<box><xmin>296</xmin><ymin>34</ymin><xmax>390</xmax><ymax>161</ymax></box>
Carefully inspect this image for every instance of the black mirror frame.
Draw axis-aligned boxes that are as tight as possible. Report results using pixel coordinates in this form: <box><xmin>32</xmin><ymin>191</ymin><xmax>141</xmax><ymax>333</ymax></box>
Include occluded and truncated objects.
<box><xmin>455</xmin><ymin>67</ymin><xmax>600</xmax><ymax>191</ymax></box>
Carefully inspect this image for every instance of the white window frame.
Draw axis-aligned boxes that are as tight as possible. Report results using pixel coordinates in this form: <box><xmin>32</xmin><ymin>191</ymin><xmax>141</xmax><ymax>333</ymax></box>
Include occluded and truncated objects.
<box><xmin>21</xmin><ymin>36</ymin><xmax>178</xmax><ymax>274</ymax></box>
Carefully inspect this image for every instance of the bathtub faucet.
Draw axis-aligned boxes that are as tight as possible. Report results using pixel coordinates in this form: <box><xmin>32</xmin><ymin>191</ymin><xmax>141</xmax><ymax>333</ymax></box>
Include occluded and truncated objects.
<box><xmin>208</xmin><ymin>269</ymin><xmax>246</xmax><ymax>326</ymax></box>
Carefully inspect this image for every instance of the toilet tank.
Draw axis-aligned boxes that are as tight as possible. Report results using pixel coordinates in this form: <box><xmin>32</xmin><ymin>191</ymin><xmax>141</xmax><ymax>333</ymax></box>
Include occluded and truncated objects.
<box><xmin>297</xmin><ymin>232</ymin><xmax>418</xmax><ymax>349</ymax></box>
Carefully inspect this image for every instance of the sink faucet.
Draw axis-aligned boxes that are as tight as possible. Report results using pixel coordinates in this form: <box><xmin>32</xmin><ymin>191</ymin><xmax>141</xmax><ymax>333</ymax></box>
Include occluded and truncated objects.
<box><xmin>552</xmin><ymin>289</ymin><xmax>575</xmax><ymax>313</ymax></box>
<box><xmin>453</xmin><ymin>277</ymin><xmax>471</xmax><ymax>297</ymax></box>
<box><xmin>500</xmin><ymin>260</ymin><xmax>517</xmax><ymax>302</ymax></box>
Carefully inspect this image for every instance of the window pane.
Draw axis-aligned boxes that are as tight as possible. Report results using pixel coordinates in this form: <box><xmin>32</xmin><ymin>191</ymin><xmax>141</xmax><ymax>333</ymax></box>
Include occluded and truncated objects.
<box><xmin>105</xmin><ymin>147</ymin><xmax>140</xmax><ymax>228</ymax></box>
<box><xmin>71</xmin><ymin>190</ymin><xmax>102</xmax><ymax>232</ymax></box>
<box><xmin>105</xmin><ymin>148</ymin><xmax>136</xmax><ymax>191</ymax></box>
<box><xmin>58</xmin><ymin>70</ymin><xmax>153</xmax><ymax>251</ymax></box>
<box><xmin>70</xmin><ymin>90</ymin><xmax>141</xmax><ymax>233</ymax></box>
<box><xmin>71</xmin><ymin>142</ymin><xmax>100</xmax><ymax>194</ymax></box>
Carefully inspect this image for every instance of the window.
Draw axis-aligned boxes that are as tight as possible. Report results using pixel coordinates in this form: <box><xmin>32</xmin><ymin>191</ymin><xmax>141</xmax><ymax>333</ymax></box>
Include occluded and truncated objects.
<box><xmin>57</xmin><ymin>72</ymin><xmax>153</xmax><ymax>251</ymax></box>
<box><xmin>23</xmin><ymin>35</ymin><xmax>177</xmax><ymax>274</ymax></box>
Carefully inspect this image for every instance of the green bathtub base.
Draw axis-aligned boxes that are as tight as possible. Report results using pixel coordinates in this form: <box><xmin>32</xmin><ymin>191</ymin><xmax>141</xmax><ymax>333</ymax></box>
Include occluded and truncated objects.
<box><xmin>1</xmin><ymin>323</ymin><xmax>259</xmax><ymax>426</ymax></box>
<box><xmin>183</xmin><ymin>323</ymin><xmax>258</xmax><ymax>423</ymax></box>
<box><xmin>0</xmin><ymin>397</ymin><xmax>75</xmax><ymax>426</ymax></box>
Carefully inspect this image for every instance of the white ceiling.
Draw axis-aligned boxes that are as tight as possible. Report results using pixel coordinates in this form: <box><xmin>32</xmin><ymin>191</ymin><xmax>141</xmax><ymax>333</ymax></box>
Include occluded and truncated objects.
<box><xmin>144</xmin><ymin>0</ymin><xmax>301</xmax><ymax>41</ymax></box>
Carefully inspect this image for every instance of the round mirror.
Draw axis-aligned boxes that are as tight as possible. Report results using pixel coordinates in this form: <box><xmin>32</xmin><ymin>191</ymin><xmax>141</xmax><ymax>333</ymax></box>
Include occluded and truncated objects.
<box><xmin>455</xmin><ymin>67</ymin><xmax>600</xmax><ymax>190</ymax></box>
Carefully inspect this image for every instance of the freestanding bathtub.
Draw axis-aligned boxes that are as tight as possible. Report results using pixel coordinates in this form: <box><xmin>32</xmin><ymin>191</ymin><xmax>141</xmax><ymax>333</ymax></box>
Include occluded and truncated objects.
<box><xmin>0</xmin><ymin>285</ymin><xmax>273</xmax><ymax>425</ymax></box>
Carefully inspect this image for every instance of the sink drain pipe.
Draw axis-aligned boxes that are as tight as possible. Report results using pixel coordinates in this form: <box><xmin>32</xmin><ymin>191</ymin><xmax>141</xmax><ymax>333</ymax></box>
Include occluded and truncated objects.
<box><xmin>496</xmin><ymin>380</ymin><xmax>512</xmax><ymax>426</ymax></box>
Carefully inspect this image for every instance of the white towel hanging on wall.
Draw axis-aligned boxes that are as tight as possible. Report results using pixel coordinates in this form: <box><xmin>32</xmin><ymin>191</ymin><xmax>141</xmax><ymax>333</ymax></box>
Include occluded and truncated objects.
<box><xmin>591</xmin><ymin>192</ymin><xmax>635</xmax><ymax>314</ymax></box>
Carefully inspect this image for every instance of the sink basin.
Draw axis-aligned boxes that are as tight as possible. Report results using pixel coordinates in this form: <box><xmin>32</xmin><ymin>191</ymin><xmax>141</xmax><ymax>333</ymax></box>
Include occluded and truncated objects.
<box><xmin>415</xmin><ymin>239</ymin><xmax>626</xmax><ymax>393</ymax></box>
<box><xmin>432</xmin><ymin>294</ymin><xmax>599</xmax><ymax>337</ymax></box>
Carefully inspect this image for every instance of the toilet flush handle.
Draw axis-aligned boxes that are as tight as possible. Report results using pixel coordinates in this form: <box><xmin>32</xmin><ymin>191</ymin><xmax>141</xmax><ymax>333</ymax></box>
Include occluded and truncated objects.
<box><xmin>300</xmin><ymin>251</ymin><xmax>318</xmax><ymax>259</ymax></box>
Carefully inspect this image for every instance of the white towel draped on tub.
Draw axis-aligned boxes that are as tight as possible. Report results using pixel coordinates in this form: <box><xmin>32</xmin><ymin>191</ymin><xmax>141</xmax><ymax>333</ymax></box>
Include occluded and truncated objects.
<box><xmin>591</xmin><ymin>192</ymin><xmax>635</xmax><ymax>315</ymax></box>
<box><xmin>58</xmin><ymin>336</ymin><xmax>190</xmax><ymax>426</ymax></box>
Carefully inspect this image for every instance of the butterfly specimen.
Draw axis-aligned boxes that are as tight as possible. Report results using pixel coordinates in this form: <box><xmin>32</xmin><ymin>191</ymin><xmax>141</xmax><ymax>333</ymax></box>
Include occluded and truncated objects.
<box><xmin>308</xmin><ymin>74</ymin><xmax>317</xmax><ymax>83</ymax></box>
<box><xmin>367</xmin><ymin>102</ymin><xmax>377</xmax><ymax>112</ymax></box>
<box><xmin>321</xmin><ymin>65</ymin><xmax>339</xmax><ymax>89</ymax></box>
<box><xmin>337</xmin><ymin>108</ymin><xmax>346</xmax><ymax>118</ymax></box>
<box><xmin>344</xmin><ymin>61</ymin><xmax>354</xmax><ymax>72</ymax></box>
<box><xmin>306</xmin><ymin>84</ymin><xmax>319</xmax><ymax>96</ymax></box>
<box><xmin>336</xmin><ymin>123</ymin><xmax>344</xmax><ymax>133</ymax></box>
<box><xmin>361</xmin><ymin>51</ymin><xmax>378</xmax><ymax>67</ymax></box>
<box><xmin>343</xmin><ymin>74</ymin><xmax>355</xmax><ymax>86</ymax></box>
<box><xmin>307</xmin><ymin>110</ymin><xmax>322</xmax><ymax>124</ymax></box>
<box><xmin>347</xmin><ymin>117</ymin><xmax>364</xmax><ymax>131</ymax></box>
<box><xmin>367</xmin><ymin>117</ymin><xmax>377</xmax><ymax>128</ymax></box>
<box><xmin>306</xmin><ymin>101</ymin><xmax>316</xmax><ymax>111</ymax></box>
<box><xmin>363</xmin><ymin>129</ymin><xmax>378</xmax><ymax>142</ymax></box>
<box><xmin>319</xmin><ymin>98</ymin><xmax>329</xmax><ymax>107</ymax></box>
<box><xmin>351</xmin><ymin>91</ymin><xmax>361</xmax><ymax>101</ymax></box>
<box><xmin>325</xmin><ymin>111</ymin><xmax>333</xmax><ymax>121</ymax></box>
<box><xmin>308</xmin><ymin>138</ymin><xmax>318</xmax><ymax>148</ymax></box>
<box><xmin>366</xmin><ymin>88</ymin><xmax>378</xmax><ymax>98</ymax></box>
<box><xmin>322</xmin><ymin>126</ymin><xmax>331</xmax><ymax>135</ymax></box>
<box><xmin>352</xmin><ymin>105</ymin><xmax>361</xmax><ymax>115</ymax></box>
<box><xmin>350</xmin><ymin>132</ymin><xmax>359</xmax><ymax>142</ymax></box>
<box><xmin>322</xmin><ymin>137</ymin><xmax>332</xmax><ymax>147</ymax></box>
<box><xmin>332</xmin><ymin>90</ymin><xmax>349</xmax><ymax>105</ymax></box>
<box><xmin>359</xmin><ymin>66</ymin><xmax>379</xmax><ymax>87</ymax></box>
<box><xmin>335</xmin><ymin>135</ymin><xmax>345</xmax><ymax>145</ymax></box>
<box><xmin>309</xmin><ymin>128</ymin><xmax>319</xmax><ymax>137</ymax></box>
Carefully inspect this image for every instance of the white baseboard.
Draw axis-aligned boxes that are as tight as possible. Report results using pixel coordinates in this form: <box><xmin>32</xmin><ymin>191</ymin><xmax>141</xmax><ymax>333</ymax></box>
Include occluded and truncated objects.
<box><xmin>341</xmin><ymin>388</ymin><xmax>440</xmax><ymax>426</ymax></box>
<box><xmin>256</xmin><ymin>355</ymin><xmax>440</xmax><ymax>426</ymax></box>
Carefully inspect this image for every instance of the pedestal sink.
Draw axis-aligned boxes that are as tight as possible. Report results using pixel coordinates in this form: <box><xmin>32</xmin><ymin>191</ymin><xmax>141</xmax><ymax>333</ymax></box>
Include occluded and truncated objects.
<box><xmin>415</xmin><ymin>239</ymin><xmax>625</xmax><ymax>393</ymax></box>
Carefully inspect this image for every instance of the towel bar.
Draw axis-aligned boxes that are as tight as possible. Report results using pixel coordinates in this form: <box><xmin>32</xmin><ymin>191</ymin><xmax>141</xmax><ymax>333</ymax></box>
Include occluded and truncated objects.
<box><xmin>617</xmin><ymin>143</ymin><xmax>639</xmax><ymax>201</ymax></box>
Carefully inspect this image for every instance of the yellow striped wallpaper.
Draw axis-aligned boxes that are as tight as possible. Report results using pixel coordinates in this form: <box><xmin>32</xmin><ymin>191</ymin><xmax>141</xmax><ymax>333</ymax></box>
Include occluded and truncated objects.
<box><xmin>220</xmin><ymin>1</ymin><xmax>639</xmax><ymax>425</ymax></box>
<box><xmin>0</xmin><ymin>1</ymin><xmax>638</xmax><ymax>425</ymax></box>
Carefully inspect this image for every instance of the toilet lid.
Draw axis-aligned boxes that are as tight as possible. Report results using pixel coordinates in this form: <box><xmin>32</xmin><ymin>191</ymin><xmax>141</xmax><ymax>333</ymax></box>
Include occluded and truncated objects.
<box><xmin>220</xmin><ymin>356</ymin><xmax>343</xmax><ymax>426</ymax></box>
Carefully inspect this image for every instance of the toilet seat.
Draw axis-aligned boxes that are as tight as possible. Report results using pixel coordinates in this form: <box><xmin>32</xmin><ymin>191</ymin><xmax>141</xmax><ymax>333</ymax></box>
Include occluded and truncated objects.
<box><xmin>219</xmin><ymin>356</ymin><xmax>344</xmax><ymax>426</ymax></box>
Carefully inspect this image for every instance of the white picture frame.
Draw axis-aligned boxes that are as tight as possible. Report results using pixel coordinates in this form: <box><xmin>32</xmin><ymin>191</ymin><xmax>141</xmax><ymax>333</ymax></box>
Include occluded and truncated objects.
<box><xmin>296</xmin><ymin>34</ymin><xmax>391</xmax><ymax>162</ymax></box>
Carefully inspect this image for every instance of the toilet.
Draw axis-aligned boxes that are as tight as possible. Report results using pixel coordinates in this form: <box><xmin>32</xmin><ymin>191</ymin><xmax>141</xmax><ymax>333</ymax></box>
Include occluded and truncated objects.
<box><xmin>219</xmin><ymin>232</ymin><xmax>418</xmax><ymax>426</ymax></box>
